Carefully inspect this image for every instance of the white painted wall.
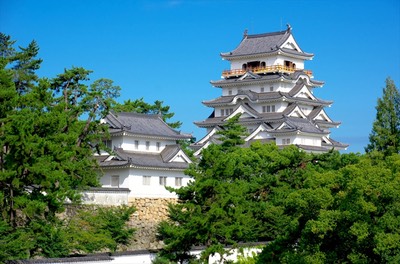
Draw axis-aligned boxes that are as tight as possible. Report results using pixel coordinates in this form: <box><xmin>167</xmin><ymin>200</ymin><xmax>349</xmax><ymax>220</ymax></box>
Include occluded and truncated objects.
<box><xmin>293</xmin><ymin>135</ymin><xmax>322</xmax><ymax>146</ymax></box>
<box><xmin>119</xmin><ymin>136</ymin><xmax>175</xmax><ymax>153</ymax></box>
<box><xmin>82</xmin><ymin>189</ymin><xmax>129</xmax><ymax>206</ymax></box>
<box><xmin>100</xmin><ymin>167</ymin><xmax>191</xmax><ymax>199</ymax></box>
<box><xmin>126</xmin><ymin>168</ymin><xmax>191</xmax><ymax>198</ymax></box>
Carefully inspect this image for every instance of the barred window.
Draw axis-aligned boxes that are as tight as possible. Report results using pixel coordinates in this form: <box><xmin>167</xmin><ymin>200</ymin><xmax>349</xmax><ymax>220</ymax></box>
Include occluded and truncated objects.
<box><xmin>159</xmin><ymin>176</ymin><xmax>167</xmax><ymax>186</ymax></box>
<box><xmin>143</xmin><ymin>176</ymin><xmax>151</xmax><ymax>185</ymax></box>
<box><xmin>175</xmin><ymin>177</ymin><xmax>182</xmax><ymax>187</ymax></box>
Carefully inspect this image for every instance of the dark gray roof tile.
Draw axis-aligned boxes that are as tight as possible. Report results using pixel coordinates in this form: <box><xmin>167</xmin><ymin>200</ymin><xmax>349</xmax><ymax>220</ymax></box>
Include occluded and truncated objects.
<box><xmin>105</xmin><ymin>112</ymin><xmax>191</xmax><ymax>140</ymax></box>
<box><xmin>99</xmin><ymin>147</ymin><xmax>189</xmax><ymax>170</ymax></box>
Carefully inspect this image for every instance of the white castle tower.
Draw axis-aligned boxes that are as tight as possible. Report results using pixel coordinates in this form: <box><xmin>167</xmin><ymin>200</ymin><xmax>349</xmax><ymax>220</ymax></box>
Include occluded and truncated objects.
<box><xmin>192</xmin><ymin>25</ymin><xmax>348</xmax><ymax>155</ymax></box>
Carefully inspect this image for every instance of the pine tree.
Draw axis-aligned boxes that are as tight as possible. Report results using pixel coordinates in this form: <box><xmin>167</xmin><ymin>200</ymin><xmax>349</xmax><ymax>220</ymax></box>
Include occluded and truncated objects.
<box><xmin>0</xmin><ymin>35</ymin><xmax>133</xmax><ymax>260</ymax></box>
<box><xmin>366</xmin><ymin>77</ymin><xmax>400</xmax><ymax>155</ymax></box>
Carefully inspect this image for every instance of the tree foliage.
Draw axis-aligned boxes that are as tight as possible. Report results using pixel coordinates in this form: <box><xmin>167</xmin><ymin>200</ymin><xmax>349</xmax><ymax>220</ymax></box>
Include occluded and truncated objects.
<box><xmin>0</xmin><ymin>34</ymin><xmax>135</xmax><ymax>261</ymax></box>
<box><xmin>113</xmin><ymin>98</ymin><xmax>182</xmax><ymax>128</ymax></box>
<box><xmin>366</xmin><ymin>77</ymin><xmax>400</xmax><ymax>155</ymax></box>
<box><xmin>157</xmin><ymin>117</ymin><xmax>400</xmax><ymax>263</ymax></box>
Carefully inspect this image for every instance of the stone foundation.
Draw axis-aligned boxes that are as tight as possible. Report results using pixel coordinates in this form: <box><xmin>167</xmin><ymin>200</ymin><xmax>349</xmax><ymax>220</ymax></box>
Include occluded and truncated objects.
<box><xmin>127</xmin><ymin>197</ymin><xmax>177</xmax><ymax>250</ymax></box>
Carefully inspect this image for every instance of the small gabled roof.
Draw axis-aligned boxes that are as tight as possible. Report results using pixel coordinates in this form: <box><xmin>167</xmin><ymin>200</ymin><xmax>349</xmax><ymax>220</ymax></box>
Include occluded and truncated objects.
<box><xmin>99</xmin><ymin>146</ymin><xmax>191</xmax><ymax>170</ymax></box>
<box><xmin>308</xmin><ymin>107</ymin><xmax>341</xmax><ymax>127</ymax></box>
<box><xmin>284</xmin><ymin>116</ymin><xmax>327</xmax><ymax>134</ymax></box>
<box><xmin>220</xmin><ymin>26</ymin><xmax>313</xmax><ymax>59</ymax></box>
<box><xmin>104</xmin><ymin>112</ymin><xmax>191</xmax><ymax>140</ymax></box>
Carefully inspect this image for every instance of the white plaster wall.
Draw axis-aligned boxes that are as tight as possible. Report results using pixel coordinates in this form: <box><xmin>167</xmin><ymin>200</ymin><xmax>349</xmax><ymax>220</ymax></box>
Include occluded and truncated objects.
<box><xmin>275</xmin><ymin>102</ymin><xmax>289</xmax><ymax>112</ymax></box>
<box><xmin>119</xmin><ymin>136</ymin><xmax>175</xmax><ymax>153</ymax></box>
<box><xmin>100</xmin><ymin>168</ymin><xmax>130</xmax><ymax>188</ymax></box>
<box><xmin>222</xmin><ymin>87</ymin><xmax>238</xmax><ymax>96</ymax></box>
<box><xmin>276</xmin><ymin>135</ymin><xmax>296</xmax><ymax>146</ymax></box>
<box><xmin>125</xmin><ymin>168</ymin><xmax>190</xmax><ymax>198</ymax></box>
<box><xmin>100</xmin><ymin>167</ymin><xmax>191</xmax><ymax>198</ymax></box>
<box><xmin>276</xmin><ymin>82</ymin><xmax>294</xmax><ymax>93</ymax></box>
<box><xmin>82</xmin><ymin>190</ymin><xmax>129</xmax><ymax>206</ymax></box>
<box><xmin>293</xmin><ymin>135</ymin><xmax>322</xmax><ymax>146</ymax></box>
<box><xmin>110</xmin><ymin>135</ymin><xmax>123</xmax><ymax>149</ymax></box>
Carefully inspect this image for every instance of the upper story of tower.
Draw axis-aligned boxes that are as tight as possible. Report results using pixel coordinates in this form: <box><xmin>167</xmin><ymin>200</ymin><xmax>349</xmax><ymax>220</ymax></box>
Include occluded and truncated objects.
<box><xmin>220</xmin><ymin>25</ymin><xmax>314</xmax><ymax>78</ymax></box>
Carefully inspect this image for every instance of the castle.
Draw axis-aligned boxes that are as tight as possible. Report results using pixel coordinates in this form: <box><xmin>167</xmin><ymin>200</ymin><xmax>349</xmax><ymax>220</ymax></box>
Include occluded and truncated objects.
<box><xmin>84</xmin><ymin>26</ymin><xmax>347</xmax><ymax>250</ymax></box>
<box><xmin>191</xmin><ymin>25</ymin><xmax>347</xmax><ymax>155</ymax></box>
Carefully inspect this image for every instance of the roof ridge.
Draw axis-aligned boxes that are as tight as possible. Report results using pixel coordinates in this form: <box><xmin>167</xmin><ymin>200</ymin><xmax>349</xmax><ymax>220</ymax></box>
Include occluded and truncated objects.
<box><xmin>246</xmin><ymin>30</ymin><xmax>287</xmax><ymax>39</ymax></box>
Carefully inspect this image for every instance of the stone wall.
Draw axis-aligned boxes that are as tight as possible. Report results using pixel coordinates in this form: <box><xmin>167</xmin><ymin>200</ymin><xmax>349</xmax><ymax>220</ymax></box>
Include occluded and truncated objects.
<box><xmin>127</xmin><ymin>197</ymin><xmax>177</xmax><ymax>250</ymax></box>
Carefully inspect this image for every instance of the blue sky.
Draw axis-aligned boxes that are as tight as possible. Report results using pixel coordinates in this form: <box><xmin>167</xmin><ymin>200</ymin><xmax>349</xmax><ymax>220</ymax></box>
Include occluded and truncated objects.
<box><xmin>1</xmin><ymin>0</ymin><xmax>399</xmax><ymax>153</ymax></box>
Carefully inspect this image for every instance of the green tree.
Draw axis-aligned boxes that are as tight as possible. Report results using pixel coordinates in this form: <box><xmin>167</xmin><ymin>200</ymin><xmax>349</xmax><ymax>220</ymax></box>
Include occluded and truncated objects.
<box><xmin>257</xmin><ymin>151</ymin><xmax>400</xmax><ymax>263</ymax></box>
<box><xmin>0</xmin><ymin>35</ymin><xmax>133</xmax><ymax>261</ymax></box>
<box><xmin>65</xmin><ymin>205</ymin><xmax>136</xmax><ymax>253</ymax></box>
<box><xmin>156</xmin><ymin>115</ymin><xmax>307</xmax><ymax>263</ymax></box>
<box><xmin>366</xmin><ymin>77</ymin><xmax>400</xmax><ymax>155</ymax></box>
<box><xmin>217</xmin><ymin>113</ymin><xmax>247</xmax><ymax>151</ymax></box>
<box><xmin>113</xmin><ymin>98</ymin><xmax>182</xmax><ymax>128</ymax></box>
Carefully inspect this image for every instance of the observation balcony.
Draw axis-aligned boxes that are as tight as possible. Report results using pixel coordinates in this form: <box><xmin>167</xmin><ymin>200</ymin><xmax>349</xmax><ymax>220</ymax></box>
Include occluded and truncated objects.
<box><xmin>222</xmin><ymin>65</ymin><xmax>313</xmax><ymax>78</ymax></box>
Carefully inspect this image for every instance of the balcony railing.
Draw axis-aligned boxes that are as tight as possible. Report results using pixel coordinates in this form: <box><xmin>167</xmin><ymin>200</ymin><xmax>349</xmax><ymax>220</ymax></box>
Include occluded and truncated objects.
<box><xmin>222</xmin><ymin>65</ymin><xmax>313</xmax><ymax>78</ymax></box>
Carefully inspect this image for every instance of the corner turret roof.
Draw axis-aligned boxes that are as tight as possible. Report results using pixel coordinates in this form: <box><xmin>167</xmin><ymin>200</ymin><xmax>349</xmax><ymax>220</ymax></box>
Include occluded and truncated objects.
<box><xmin>104</xmin><ymin>112</ymin><xmax>191</xmax><ymax>140</ymax></box>
<box><xmin>97</xmin><ymin>146</ymin><xmax>190</xmax><ymax>170</ymax></box>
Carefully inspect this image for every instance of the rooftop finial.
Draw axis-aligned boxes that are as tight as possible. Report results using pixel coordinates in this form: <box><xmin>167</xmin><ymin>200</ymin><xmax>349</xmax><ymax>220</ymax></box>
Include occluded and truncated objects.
<box><xmin>286</xmin><ymin>24</ymin><xmax>292</xmax><ymax>32</ymax></box>
<box><xmin>243</xmin><ymin>29</ymin><xmax>248</xmax><ymax>37</ymax></box>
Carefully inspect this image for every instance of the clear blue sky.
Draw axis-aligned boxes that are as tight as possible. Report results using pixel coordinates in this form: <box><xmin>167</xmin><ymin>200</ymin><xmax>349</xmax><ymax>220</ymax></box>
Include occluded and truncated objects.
<box><xmin>1</xmin><ymin>0</ymin><xmax>399</xmax><ymax>153</ymax></box>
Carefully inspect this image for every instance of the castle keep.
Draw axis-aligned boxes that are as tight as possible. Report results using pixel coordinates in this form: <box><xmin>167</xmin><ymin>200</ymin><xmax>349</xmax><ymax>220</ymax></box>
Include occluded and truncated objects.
<box><xmin>192</xmin><ymin>25</ymin><xmax>348</xmax><ymax>155</ymax></box>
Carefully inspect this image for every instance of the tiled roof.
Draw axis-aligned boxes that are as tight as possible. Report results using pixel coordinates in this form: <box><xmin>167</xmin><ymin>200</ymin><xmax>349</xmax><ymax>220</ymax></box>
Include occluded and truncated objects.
<box><xmin>284</xmin><ymin>117</ymin><xmax>327</xmax><ymax>134</ymax></box>
<box><xmin>99</xmin><ymin>147</ymin><xmax>189</xmax><ymax>170</ymax></box>
<box><xmin>220</xmin><ymin>28</ymin><xmax>313</xmax><ymax>59</ymax></box>
<box><xmin>295</xmin><ymin>144</ymin><xmax>333</xmax><ymax>152</ymax></box>
<box><xmin>195</xmin><ymin>103</ymin><xmax>297</xmax><ymax>128</ymax></box>
<box><xmin>105</xmin><ymin>112</ymin><xmax>191</xmax><ymax>140</ymax></box>
<box><xmin>323</xmin><ymin>137</ymin><xmax>349</xmax><ymax>149</ymax></box>
<box><xmin>203</xmin><ymin>90</ymin><xmax>331</xmax><ymax>107</ymax></box>
<box><xmin>211</xmin><ymin>72</ymin><xmax>324</xmax><ymax>87</ymax></box>
<box><xmin>160</xmin><ymin>144</ymin><xmax>181</xmax><ymax>162</ymax></box>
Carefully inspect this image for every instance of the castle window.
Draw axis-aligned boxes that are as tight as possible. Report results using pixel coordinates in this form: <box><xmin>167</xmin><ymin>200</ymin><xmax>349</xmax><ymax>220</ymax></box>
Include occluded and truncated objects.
<box><xmin>267</xmin><ymin>106</ymin><xmax>271</xmax><ymax>112</ymax></box>
<box><xmin>270</xmin><ymin>86</ymin><xmax>274</xmax><ymax>92</ymax></box>
<box><xmin>261</xmin><ymin>87</ymin><xmax>264</xmax><ymax>92</ymax></box>
<box><xmin>143</xmin><ymin>176</ymin><xmax>151</xmax><ymax>185</ymax></box>
<box><xmin>228</xmin><ymin>90</ymin><xmax>232</xmax><ymax>95</ymax></box>
<box><xmin>262</xmin><ymin>106</ymin><xmax>266</xmax><ymax>113</ymax></box>
<box><xmin>175</xmin><ymin>177</ymin><xmax>182</xmax><ymax>187</ymax></box>
<box><xmin>156</xmin><ymin>142</ymin><xmax>161</xmax><ymax>151</ymax></box>
<box><xmin>146</xmin><ymin>141</ymin><xmax>150</xmax><ymax>150</ymax></box>
<box><xmin>282</xmin><ymin>138</ymin><xmax>291</xmax><ymax>145</ymax></box>
<box><xmin>103</xmin><ymin>140</ymin><xmax>112</xmax><ymax>149</ymax></box>
<box><xmin>159</xmin><ymin>176</ymin><xmax>167</xmax><ymax>186</ymax></box>
<box><xmin>272</xmin><ymin>105</ymin><xmax>276</xmax><ymax>112</ymax></box>
<box><xmin>134</xmin><ymin>140</ymin><xmax>139</xmax><ymax>150</ymax></box>
<box><xmin>225</xmin><ymin>109</ymin><xmax>230</xmax><ymax>116</ymax></box>
<box><xmin>260</xmin><ymin>61</ymin><xmax>266</xmax><ymax>68</ymax></box>
<box><xmin>111</xmin><ymin>175</ymin><xmax>119</xmax><ymax>188</ymax></box>
<box><xmin>220</xmin><ymin>109</ymin><xmax>224</xmax><ymax>116</ymax></box>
